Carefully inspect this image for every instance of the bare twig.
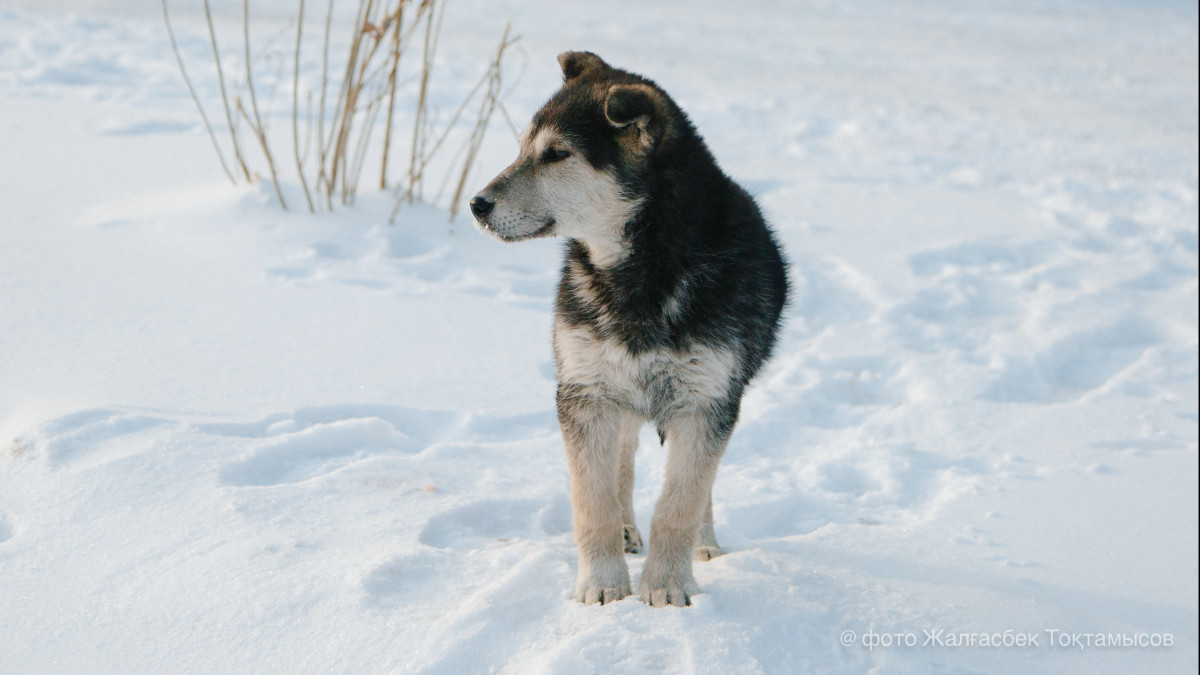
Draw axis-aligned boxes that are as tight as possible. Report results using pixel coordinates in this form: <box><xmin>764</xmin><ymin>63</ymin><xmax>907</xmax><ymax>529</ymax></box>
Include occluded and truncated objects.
<box><xmin>379</xmin><ymin>0</ymin><xmax>406</xmax><ymax>189</ymax></box>
<box><xmin>292</xmin><ymin>0</ymin><xmax>315</xmax><ymax>212</ymax></box>
<box><xmin>406</xmin><ymin>0</ymin><xmax>438</xmax><ymax>203</ymax></box>
<box><xmin>341</xmin><ymin>0</ymin><xmax>392</xmax><ymax>204</ymax></box>
<box><xmin>243</xmin><ymin>0</ymin><xmax>288</xmax><ymax>210</ymax></box>
<box><xmin>448</xmin><ymin>23</ymin><xmax>514</xmax><ymax>220</ymax></box>
<box><xmin>203</xmin><ymin>0</ymin><xmax>252</xmax><ymax>182</ymax></box>
<box><xmin>171</xmin><ymin>0</ymin><xmax>516</xmax><ymax>217</ymax></box>
<box><xmin>313</xmin><ymin>0</ymin><xmax>334</xmax><ymax>206</ymax></box>
<box><xmin>496</xmin><ymin>101</ymin><xmax>519</xmax><ymax>140</ymax></box>
<box><xmin>347</xmin><ymin>92</ymin><xmax>385</xmax><ymax>200</ymax></box>
<box><xmin>327</xmin><ymin>0</ymin><xmax>369</xmax><ymax>201</ymax></box>
<box><xmin>396</xmin><ymin>65</ymin><xmax>489</xmax><ymax>205</ymax></box>
<box><xmin>162</xmin><ymin>0</ymin><xmax>236</xmax><ymax>184</ymax></box>
<box><xmin>392</xmin><ymin>21</ymin><xmax>516</xmax><ymax>223</ymax></box>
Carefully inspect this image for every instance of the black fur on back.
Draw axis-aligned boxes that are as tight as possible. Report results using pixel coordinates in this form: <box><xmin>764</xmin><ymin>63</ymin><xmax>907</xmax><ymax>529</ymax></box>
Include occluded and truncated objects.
<box><xmin>544</xmin><ymin>53</ymin><xmax>789</xmax><ymax>395</ymax></box>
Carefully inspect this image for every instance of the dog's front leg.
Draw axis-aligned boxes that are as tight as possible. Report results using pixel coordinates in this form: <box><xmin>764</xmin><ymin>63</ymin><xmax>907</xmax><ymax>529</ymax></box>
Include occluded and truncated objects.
<box><xmin>558</xmin><ymin>387</ymin><xmax>632</xmax><ymax>604</ymax></box>
<box><xmin>617</xmin><ymin>415</ymin><xmax>644</xmax><ymax>554</ymax></box>
<box><xmin>640</xmin><ymin>406</ymin><xmax>734</xmax><ymax>607</ymax></box>
<box><xmin>693</xmin><ymin>492</ymin><xmax>722</xmax><ymax>561</ymax></box>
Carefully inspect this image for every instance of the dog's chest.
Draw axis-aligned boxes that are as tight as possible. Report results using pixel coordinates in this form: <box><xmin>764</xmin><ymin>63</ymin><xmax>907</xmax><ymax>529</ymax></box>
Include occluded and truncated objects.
<box><xmin>553</xmin><ymin>320</ymin><xmax>735</xmax><ymax>418</ymax></box>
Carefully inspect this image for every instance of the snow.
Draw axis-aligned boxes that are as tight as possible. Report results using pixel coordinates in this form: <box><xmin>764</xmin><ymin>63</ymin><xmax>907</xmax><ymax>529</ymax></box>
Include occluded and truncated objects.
<box><xmin>1</xmin><ymin>0</ymin><xmax>1197</xmax><ymax>673</ymax></box>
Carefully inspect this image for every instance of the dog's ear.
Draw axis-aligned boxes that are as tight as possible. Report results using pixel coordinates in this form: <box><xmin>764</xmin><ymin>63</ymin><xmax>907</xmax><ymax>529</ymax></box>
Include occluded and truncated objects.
<box><xmin>558</xmin><ymin>51</ymin><xmax>608</xmax><ymax>83</ymax></box>
<box><xmin>604</xmin><ymin>83</ymin><xmax>669</xmax><ymax>151</ymax></box>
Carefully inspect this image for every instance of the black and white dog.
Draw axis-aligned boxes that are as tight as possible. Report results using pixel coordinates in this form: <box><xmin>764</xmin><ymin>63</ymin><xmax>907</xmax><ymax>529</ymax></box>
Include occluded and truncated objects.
<box><xmin>471</xmin><ymin>52</ymin><xmax>787</xmax><ymax>607</ymax></box>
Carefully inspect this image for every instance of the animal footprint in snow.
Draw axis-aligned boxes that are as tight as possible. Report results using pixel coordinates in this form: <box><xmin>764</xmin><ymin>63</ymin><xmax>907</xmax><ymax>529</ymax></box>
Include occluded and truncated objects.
<box><xmin>982</xmin><ymin>317</ymin><xmax>1161</xmax><ymax>402</ymax></box>
<box><xmin>218</xmin><ymin>417</ymin><xmax>422</xmax><ymax>487</ymax></box>
<box><xmin>26</xmin><ymin>408</ymin><xmax>172</xmax><ymax>468</ymax></box>
<box><xmin>418</xmin><ymin>498</ymin><xmax>552</xmax><ymax>549</ymax></box>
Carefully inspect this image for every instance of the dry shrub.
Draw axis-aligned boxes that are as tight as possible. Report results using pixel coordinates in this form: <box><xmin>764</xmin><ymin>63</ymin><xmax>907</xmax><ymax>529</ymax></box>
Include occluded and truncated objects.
<box><xmin>163</xmin><ymin>0</ymin><xmax>520</xmax><ymax>218</ymax></box>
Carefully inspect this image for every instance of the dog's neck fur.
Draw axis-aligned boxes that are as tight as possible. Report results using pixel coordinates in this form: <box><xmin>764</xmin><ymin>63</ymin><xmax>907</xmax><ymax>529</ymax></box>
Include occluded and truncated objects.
<box><xmin>576</xmin><ymin>216</ymin><xmax>635</xmax><ymax>268</ymax></box>
<box><xmin>575</xmin><ymin>136</ymin><xmax>726</xmax><ymax>268</ymax></box>
<box><xmin>559</xmin><ymin>139</ymin><xmax>734</xmax><ymax>355</ymax></box>
<box><xmin>581</xmin><ymin>240</ymin><xmax>627</xmax><ymax>269</ymax></box>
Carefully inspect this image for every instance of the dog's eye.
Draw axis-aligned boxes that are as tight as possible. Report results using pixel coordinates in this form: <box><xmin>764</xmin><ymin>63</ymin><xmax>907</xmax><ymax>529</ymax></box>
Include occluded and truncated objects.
<box><xmin>542</xmin><ymin>147</ymin><xmax>571</xmax><ymax>164</ymax></box>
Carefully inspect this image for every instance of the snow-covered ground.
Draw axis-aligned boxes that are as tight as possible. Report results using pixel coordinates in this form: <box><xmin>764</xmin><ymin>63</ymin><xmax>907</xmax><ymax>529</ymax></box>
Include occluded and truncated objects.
<box><xmin>1</xmin><ymin>1</ymin><xmax>1196</xmax><ymax>672</ymax></box>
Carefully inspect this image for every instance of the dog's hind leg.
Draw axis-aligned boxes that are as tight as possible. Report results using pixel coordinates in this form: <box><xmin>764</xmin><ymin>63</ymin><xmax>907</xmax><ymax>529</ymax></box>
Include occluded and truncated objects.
<box><xmin>693</xmin><ymin>493</ymin><xmax>722</xmax><ymax>561</ymax></box>
<box><xmin>618</xmin><ymin>415</ymin><xmax>644</xmax><ymax>554</ymax></box>
<box><xmin>639</xmin><ymin>405</ymin><xmax>734</xmax><ymax>607</ymax></box>
<box><xmin>558</xmin><ymin>387</ymin><xmax>633</xmax><ymax>604</ymax></box>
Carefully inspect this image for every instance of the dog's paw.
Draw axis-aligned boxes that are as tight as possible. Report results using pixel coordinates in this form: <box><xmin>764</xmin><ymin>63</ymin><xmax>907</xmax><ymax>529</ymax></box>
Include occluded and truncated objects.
<box><xmin>580</xmin><ymin>585</ymin><xmax>630</xmax><ymax>605</ymax></box>
<box><xmin>638</xmin><ymin>562</ymin><xmax>698</xmax><ymax>608</ymax></box>
<box><xmin>639</xmin><ymin>582</ymin><xmax>693</xmax><ymax>607</ymax></box>
<box><xmin>693</xmin><ymin>544</ymin><xmax>722</xmax><ymax>562</ymax></box>
<box><xmin>574</xmin><ymin>556</ymin><xmax>631</xmax><ymax>605</ymax></box>
<box><xmin>623</xmin><ymin>524</ymin><xmax>643</xmax><ymax>554</ymax></box>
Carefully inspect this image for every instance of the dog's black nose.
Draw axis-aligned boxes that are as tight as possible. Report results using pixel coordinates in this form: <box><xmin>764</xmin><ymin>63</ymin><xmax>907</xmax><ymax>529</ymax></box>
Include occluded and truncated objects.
<box><xmin>470</xmin><ymin>194</ymin><xmax>494</xmax><ymax>219</ymax></box>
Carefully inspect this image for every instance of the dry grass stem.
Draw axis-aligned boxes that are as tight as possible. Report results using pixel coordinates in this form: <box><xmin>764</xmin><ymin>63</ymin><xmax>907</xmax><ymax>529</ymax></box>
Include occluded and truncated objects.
<box><xmin>293</xmin><ymin>0</ymin><xmax>316</xmax><ymax>212</ymax></box>
<box><xmin>166</xmin><ymin>0</ymin><xmax>517</xmax><ymax>218</ymax></box>
<box><xmin>162</xmin><ymin>0</ymin><xmax>236</xmax><ymax>184</ymax></box>
<box><xmin>242</xmin><ymin>0</ymin><xmax>288</xmax><ymax>210</ymax></box>
<box><xmin>379</xmin><ymin>2</ymin><xmax>405</xmax><ymax>189</ymax></box>
<box><xmin>203</xmin><ymin>0</ymin><xmax>252</xmax><ymax>182</ymax></box>
<box><xmin>447</xmin><ymin>22</ymin><xmax>515</xmax><ymax>219</ymax></box>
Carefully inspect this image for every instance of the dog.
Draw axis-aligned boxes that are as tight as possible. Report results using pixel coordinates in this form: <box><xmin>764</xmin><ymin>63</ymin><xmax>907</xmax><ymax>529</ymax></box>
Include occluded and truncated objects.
<box><xmin>471</xmin><ymin>51</ymin><xmax>788</xmax><ymax>607</ymax></box>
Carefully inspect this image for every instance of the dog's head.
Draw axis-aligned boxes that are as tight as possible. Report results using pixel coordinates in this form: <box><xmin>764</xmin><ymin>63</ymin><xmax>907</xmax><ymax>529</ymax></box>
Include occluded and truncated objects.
<box><xmin>470</xmin><ymin>51</ymin><xmax>681</xmax><ymax>265</ymax></box>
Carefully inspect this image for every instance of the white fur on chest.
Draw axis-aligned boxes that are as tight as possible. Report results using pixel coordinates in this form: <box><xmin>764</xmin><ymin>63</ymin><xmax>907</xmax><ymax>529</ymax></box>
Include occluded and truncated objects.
<box><xmin>553</xmin><ymin>319</ymin><xmax>737</xmax><ymax>418</ymax></box>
